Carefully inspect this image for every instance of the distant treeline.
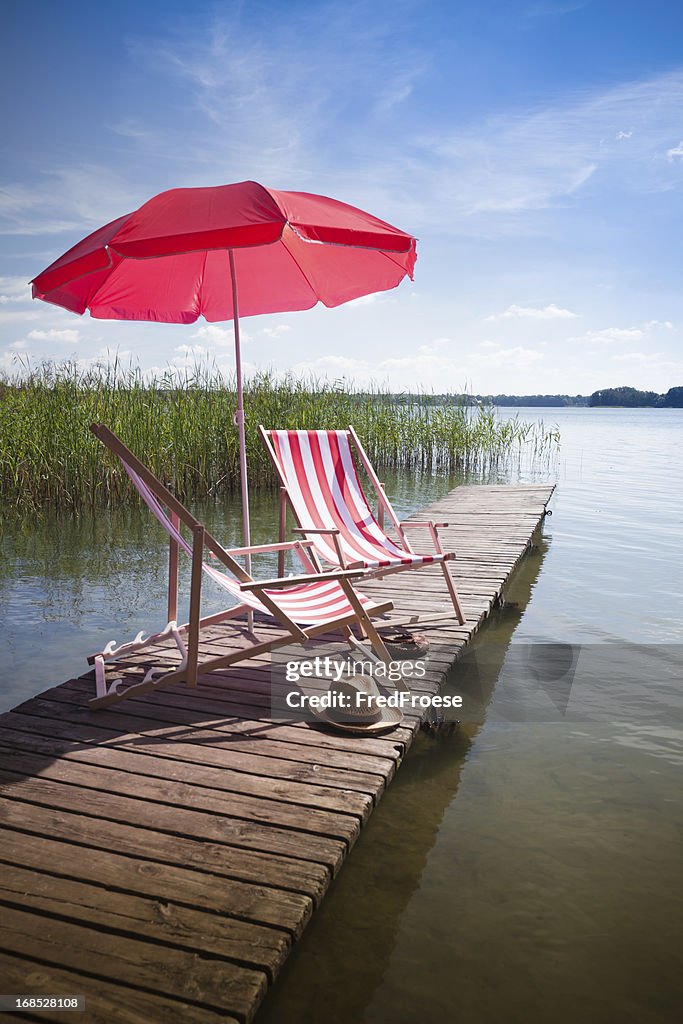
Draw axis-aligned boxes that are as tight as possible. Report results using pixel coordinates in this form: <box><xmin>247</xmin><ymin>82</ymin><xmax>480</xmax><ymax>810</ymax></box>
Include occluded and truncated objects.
<box><xmin>476</xmin><ymin>394</ymin><xmax>588</xmax><ymax>407</ymax></box>
<box><xmin>588</xmin><ymin>386</ymin><xmax>683</xmax><ymax>408</ymax></box>
<box><xmin>408</xmin><ymin>388</ymin><xmax>683</xmax><ymax>408</ymax></box>
<box><xmin>379</xmin><ymin>393</ymin><xmax>587</xmax><ymax>407</ymax></box>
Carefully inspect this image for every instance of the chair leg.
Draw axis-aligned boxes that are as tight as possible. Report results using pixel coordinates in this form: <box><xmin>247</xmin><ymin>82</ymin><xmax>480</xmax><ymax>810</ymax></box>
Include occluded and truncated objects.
<box><xmin>186</xmin><ymin>524</ymin><xmax>205</xmax><ymax>686</ymax></box>
<box><xmin>278</xmin><ymin>487</ymin><xmax>287</xmax><ymax>578</ymax></box>
<box><xmin>338</xmin><ymin>579</ymin><xmax>398</xmax><ymax>669</ymax></box>
<box><xmin>441</xmin><ymin>560</ymin><xmax>465</xmax><ymax>625</ymax></box>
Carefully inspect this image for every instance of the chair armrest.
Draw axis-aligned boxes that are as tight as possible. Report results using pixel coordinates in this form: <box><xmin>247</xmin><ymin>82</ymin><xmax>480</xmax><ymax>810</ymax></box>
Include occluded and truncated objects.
<box><xmin>399</xmin><ymin>520</ymin><xmax>449</xmax><ymax>529</ymax></box>
<box><xmin>292</xmin><ymin>526</ymin><xmax>341</xmax><ymax>536</ymax></box>
<box><xmin>240</xmin><ymin>568</ymin><xmax>367</xmax><ymax>591</ymax></box>
<box><xmin>221</xmin><ymin>540</ymin><xmax>314</xmax><ymax>557</ymax></box>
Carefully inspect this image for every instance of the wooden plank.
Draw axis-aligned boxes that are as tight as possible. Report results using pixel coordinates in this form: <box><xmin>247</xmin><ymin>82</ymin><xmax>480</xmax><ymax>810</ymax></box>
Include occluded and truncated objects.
<box><xmin>0</xmin><ymin>862</ymin><xmax>291</xmax><ymax>979</ymax></box>
<box><xmin>0</xmin><ymin>799</ymin><xmax>329</xmax><ymax>902</ymax></box>
<box><xmin>0</xmin><ymin>769</ymin><xmax>347</xmax><ymax>872</ymax></box>
<box><xmin>9</xmin><ymin>698</ymin><xmax>397</xmax><ymax>793</ymax></box>
<box><xmin>0</xmin><ymin>906</ymin><xmax>265</xmax><ymax>1021</ymax></box>
<box><xmin>0</xmin><ymin>825</ymin><xmax>311</xmax><ymax>939</ymax></box>
<box><xmin>0</xmin><ymin>721</ymin><xmax>373</xmax><ymax>821</ymax></box>
<box><xmin>14</xmin><ymin>691</ymin><xmax>401</xmax><ymax>783</ymax></box>
<box><xmin>0</xmin><ymin>746</ymin><xmax>363</xmax><ymax>845</ymax></box>
<box><xmin>0</xmin><ymin>952</ymin><xmax>233</xmax><ymax>1024</ymax></box>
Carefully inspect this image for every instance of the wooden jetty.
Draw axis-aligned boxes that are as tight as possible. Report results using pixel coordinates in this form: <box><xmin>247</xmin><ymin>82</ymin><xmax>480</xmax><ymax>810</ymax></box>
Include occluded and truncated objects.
<box><xmin>0</xmin><ymin>483</ymin><xmax>554</xmax><ymax>1023</ymax></box>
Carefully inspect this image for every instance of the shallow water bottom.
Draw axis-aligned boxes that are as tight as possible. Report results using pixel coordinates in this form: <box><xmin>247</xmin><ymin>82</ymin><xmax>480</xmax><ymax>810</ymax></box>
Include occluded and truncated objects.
<box><xmin>256</xmin><ymin>719</ymin><xmax>681</xmax><ymax>1024</ymax></box>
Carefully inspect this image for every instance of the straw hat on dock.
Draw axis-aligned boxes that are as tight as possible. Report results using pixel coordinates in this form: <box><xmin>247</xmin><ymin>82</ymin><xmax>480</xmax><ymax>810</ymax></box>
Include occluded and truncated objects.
<box><xmin>307</xmin><ymin>676</ymin><xmax>404</xmax><ymax>734</ymax></box>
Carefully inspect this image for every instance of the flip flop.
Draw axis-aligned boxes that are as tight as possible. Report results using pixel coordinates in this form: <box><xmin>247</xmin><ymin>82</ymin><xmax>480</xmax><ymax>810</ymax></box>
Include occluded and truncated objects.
<box><xmin>379</xmin><ymin>629</ymin><xmax>429</xmax><ymax>659</ymax></box>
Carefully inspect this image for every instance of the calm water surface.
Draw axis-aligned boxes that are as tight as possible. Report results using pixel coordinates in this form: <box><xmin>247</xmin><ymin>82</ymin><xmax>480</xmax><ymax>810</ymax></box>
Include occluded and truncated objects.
<box><xmin>1</xmin><ymin>408</ymin><xmax>682</xmax><ymax>1023</ymax></box>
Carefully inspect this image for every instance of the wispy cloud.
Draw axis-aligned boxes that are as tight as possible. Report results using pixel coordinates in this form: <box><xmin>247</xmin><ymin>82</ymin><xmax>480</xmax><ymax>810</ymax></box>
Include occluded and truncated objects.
<box><xmin>109</xmin><ymin>119</ymin><xmax>154</xmax><ymax>140</ymax></box>
<box><xmin>486</xmin><ymin>303</ymin><xmax>579</xmax><ymax>321</ymax></box>
<box><xmin>0</xmin><ymin>166</ymin><xmax>139</xmax><ymax>237</ymax></box>
<box><xmin>409</xmin><ymin>69</ymin><xmax>683</xmax><ymax>230</ymax></box>
<box><xmin>8</xmin><ymin>10</ymin><xmax>683</xmax><ymax>249</ymax></box>
<box><xmin>572</xmin><ymin>319</ymin><xmax>676</xmax><ymax>345</ymax></box>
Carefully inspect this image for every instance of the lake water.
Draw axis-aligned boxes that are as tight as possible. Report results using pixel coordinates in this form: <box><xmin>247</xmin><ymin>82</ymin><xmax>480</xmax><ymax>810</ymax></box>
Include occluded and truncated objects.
<box><xmin>1</xmin><ymin>407</ymin><xmax>682</xmax><ymax>1023</ymax></box>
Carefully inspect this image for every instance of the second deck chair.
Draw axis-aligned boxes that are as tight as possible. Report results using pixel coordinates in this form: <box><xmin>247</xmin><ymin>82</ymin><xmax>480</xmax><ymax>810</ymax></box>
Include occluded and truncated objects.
<box><xmin>87</xmin><ymin>424</ymin><xmax>396</xmax><ymax>710</ymax></box>
<box><xmin>259</xmin><ymin>426</ymin><xmax>465</xmax><ymax>624</ymax></box>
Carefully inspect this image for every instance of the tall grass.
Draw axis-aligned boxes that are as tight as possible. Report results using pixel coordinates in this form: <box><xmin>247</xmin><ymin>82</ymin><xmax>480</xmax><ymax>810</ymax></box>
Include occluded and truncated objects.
<box><xmin>0</xmin><ymin>360</ymin><xmax>559</xmax><ymax>513</ymax></box>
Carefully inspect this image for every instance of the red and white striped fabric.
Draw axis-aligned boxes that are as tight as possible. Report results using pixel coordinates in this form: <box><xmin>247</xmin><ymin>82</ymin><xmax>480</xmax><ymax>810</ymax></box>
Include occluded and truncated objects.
<box><xmin>122</xmin><ymin>462</ymin><xmax>376</xmax><ymax>627</ymax></box>
<box><xmin>268</xmin><ymin>430</ymin><xmax>443</xmax><ymax>570</ymax></box>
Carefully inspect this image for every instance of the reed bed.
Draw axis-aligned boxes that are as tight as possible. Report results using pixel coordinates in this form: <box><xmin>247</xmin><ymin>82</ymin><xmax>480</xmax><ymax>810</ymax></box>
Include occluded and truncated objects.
<box><xmin>0</xmin><ymin>361</ymin><xmax>559</xmax><ymax>513</ymax></box>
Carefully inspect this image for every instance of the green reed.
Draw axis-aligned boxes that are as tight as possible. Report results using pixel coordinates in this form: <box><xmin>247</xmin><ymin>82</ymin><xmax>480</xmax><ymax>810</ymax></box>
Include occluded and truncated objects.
<box><xmin>0</xmin><ymin>360</ymin><xmax>559</xmax><ymax>512</ymax></box>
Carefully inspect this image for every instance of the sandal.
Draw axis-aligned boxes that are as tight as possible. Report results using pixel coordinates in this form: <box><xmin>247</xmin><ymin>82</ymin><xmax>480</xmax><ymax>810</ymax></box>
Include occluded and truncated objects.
<box><xmin>379</xmin><ymin>628</ymin><xmax>429</xmax><ymax>659</ymax></box>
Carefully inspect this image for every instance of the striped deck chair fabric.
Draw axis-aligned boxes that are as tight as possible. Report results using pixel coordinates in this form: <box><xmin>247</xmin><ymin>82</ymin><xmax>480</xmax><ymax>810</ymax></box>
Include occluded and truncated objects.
<box><xmin>87</xmin><ymin>424</ymin><xmax>395</xmax><ymax>709</ymax></box>
<box><xmin>126</xmin><ymin>461</ymin><xmax>378</xmax><ymax>627</ymax></box>
<box><xmin>261</xmin><ymin>427</ymin><xmax>465</xmax><ymax>623</ymax></box>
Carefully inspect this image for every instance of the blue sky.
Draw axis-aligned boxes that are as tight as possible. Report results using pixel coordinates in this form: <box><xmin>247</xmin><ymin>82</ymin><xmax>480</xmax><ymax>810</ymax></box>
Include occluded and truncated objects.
<box><xmin>2</xmin><ymin>0</ymin><xmax>682</xmax><ymax>394</ymax></box>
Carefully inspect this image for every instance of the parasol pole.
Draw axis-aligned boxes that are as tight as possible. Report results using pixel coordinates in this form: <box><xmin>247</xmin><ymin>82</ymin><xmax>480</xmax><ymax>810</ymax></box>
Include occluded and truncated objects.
<box><xmin>229</xmin><ymin>250</ymin><xmax>253</xmax><ymax>593</ymax></box>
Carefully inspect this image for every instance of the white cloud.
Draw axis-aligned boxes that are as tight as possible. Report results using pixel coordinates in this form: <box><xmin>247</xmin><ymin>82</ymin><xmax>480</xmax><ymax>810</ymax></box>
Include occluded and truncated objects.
<box><xmin>291</xmin><ymin>340</ymin><xmax>544</xmax><ymax>387</ymax></box>
<box><xmin>295</xmin><ymin>354</ymin><xmax>371</xmax><ymax>374</ymax></box>
<box><xmin>486</xmin><ymin>303</ymin><xmax>579</xmax><ymax>321</ymax></box>
<box><xmin>344</xmin><ymin>293</ymin><xmax>385</xmax><ymax>309</ymax></box>
<box><xmin>175</xmin><ymin>343</ymin><xmax>210</xmax><ymax>357</ymax></box>
<box><xmin>417</xmin><ymin>337</ymin><xmax>452</xmax><ymax>354</ymax></box>
<box><xmin>190</xmin><ymin>323</ymin><xmax>250</xmax><ymax>346</ymax></box>
<box><xmin>666</xmin><ymin>141</ymin><xmax>683</xmax><ymax>160</ymax></box>
<box><xmin>575</xmin><ymin>320</ymin><xmax>674</xmax><ymax>346</ymax></box>
<box><xmin>27</xmin><ymin>328</ymin><xmax>80</xmax><ymax>342</ymax></box>
<box><xmin>615</xmin><ymin>351</ymin><xmax>661</xmax><ymax>363</ymax></box>
<box><xmin>259</xmin><ymin>324</ymin><xmax>292</xmax><ymax>338</ymax></box>
<box><xmin>473</xmin><ymin>345</ymin><xmax>543</xmax><ymax>368</ymax></box>
<box><xmin>0</xmin><ymin>309</ymin><xmax>42</xmax><ymax>323</ymax></box>
<box><xmin>615</xmin><ymin>130</ymin><xmax>633</xmax><ymax>140</ymax></box>
<box><xmin>0</xmin><ymin>276</ymin><xmax>31</xmax><ymax>304</ymax></box>
<box><xmin>583</xmin><ymin>327</ymin><xmax>643</xmax><ymax>344</ymax></box>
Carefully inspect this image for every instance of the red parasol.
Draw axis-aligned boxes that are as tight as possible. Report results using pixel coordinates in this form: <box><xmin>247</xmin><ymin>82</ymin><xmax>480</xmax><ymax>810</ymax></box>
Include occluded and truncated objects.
<box><xmin>32</xmin><ymin>180</ymin><xmax>417</xmax><ymax>563</ymax></box>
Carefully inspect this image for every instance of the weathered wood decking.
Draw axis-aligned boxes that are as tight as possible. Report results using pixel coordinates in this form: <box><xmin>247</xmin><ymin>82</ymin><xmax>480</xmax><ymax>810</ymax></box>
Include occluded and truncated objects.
<box><xmin>0</xmin><ymin>483</ymin><xmax>554</xmax><ymax>1023</ymax></box>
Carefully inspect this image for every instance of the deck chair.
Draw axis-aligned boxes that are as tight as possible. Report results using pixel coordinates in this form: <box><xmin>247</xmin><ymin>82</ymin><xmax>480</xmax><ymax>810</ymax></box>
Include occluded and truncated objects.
<box><xmin>87</xmin><ymin>424</ymin><xmax>396</xmax><ymax>710</ymax></box>
<box><xmin>259</xmin><ymin>426</ymin><xmax>465</xmax><ymax>624</ymax></box>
